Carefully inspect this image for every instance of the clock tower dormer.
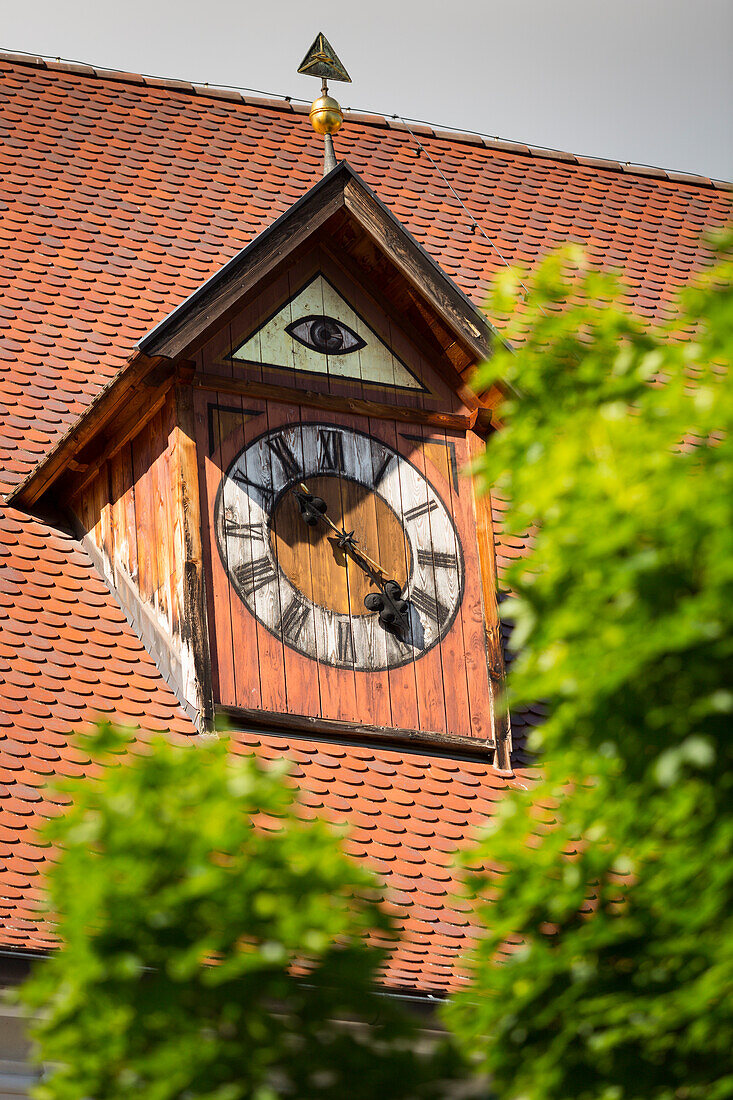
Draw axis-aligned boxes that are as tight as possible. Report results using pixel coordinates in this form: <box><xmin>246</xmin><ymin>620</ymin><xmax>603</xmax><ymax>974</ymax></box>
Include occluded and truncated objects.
<box><xmin>12</xmin><ymin>163</ymin><xmax>511</xmax><ymax>772</ymax></box>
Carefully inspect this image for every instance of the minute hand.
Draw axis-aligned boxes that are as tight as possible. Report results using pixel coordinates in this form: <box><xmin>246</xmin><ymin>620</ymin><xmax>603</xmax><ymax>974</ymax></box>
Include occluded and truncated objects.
<box><xmin>291</xmin><ymin>484</ymin><xmax>409</xmax><ymax>632</ymax></box>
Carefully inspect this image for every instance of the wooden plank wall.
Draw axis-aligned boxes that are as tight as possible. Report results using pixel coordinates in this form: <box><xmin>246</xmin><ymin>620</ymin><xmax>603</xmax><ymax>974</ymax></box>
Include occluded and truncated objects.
<box><xmin>196</xmin><ymin>387</ymin><xmax>496</xmax><ymax>742</ymax></box>
<box><xmin>77</xmin><ymin>391</ymin><xmax>178</xmax><ymax>627</ymax></box>
<box><xmin>193</xmin><ymin>254</ymin><xmax>498</xmax><ymax>742</ymax></box>
<box><xmin>73</xmin><ymin>388</ymin><xmax>208</xmax><ymax>722</ymax></box>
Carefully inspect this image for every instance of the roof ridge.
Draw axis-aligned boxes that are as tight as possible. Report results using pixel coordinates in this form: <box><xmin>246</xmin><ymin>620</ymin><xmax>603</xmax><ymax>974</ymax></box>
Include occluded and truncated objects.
<box><xmin>1</xmin><ymin>47</ymin><xmax>731</xmax><ymax>192</ymax></box>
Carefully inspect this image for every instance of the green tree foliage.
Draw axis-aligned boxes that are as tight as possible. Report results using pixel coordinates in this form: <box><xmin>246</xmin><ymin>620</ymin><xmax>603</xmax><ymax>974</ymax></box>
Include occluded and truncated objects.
<box><xmin>445</xmin><ymin>235</ymin><xmax>733</xmax><ymax>1099</ymax></box>
<box><xmin>20</xmin><ymin>725</ymin><xmax>462</xmax><ymax>1100</ymax></box>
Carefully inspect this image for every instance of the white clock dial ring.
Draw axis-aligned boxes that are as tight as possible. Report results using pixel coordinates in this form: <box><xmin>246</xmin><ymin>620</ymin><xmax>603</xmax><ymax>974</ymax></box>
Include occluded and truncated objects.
<box><xmin>214</xmin><ymin>423</ymin><xmax>464</xmax><ymax>671</ymax></box>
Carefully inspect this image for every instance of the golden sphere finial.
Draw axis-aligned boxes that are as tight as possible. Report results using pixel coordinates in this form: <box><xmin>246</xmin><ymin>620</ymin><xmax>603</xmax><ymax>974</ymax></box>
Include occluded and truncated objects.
<box><xmin>309</xmin><ymin>92</ymin><xmax>343</xmax><ymax>135</ymax></box>
<box><xmin>297</xmin><ymin>34</ymin><xmax>350</xmax><ymax>171</ymax></box>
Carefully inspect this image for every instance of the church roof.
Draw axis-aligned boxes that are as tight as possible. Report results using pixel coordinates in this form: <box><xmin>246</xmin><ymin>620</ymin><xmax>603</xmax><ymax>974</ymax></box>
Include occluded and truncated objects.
<box><xmin>0</xmin><ymin>52</ymin><xmax>727</xmax><ymax>993</ymax></box>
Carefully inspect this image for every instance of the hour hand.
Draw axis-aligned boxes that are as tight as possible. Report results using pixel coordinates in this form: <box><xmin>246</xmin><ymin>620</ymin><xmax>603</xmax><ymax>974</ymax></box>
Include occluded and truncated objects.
<box><xmin>291</xmin><ymin>486</ymin><xmax>328</xmax><ymax>527</ymax></box>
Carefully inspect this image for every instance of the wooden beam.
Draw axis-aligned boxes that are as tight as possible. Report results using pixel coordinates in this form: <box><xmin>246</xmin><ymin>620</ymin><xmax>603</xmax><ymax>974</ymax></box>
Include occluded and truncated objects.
<box><xmin>468</xmin><ymin>430</ymin><xmax>513</xmax><ymax>775</ymax></box>
<box><xmin>218</xmin><ymin>705</ymin><xmax>496</xmax><ymax>758</ymax></box>
<box><xmin>175</xmin><ymin>382</ymin><xmax>215</xmax><ymax>725</ymax></box>
<box><xmin>192</xmin><ymin>372</ymin><xmax>477</xmax><ymax>430</ymax></box>
<box><xmin>141</xmin><ymin>164</ymin><xmax>495</xmax><ymax>370</ymax></box>
<box><xmin>10</xmin><ymin>352</ymin><xmax>171</xmax><ymax>507</ymax></box>
<box><xmin>64</xmin><ymin>373</ymin><xmax>179</xmax><ymax>502</ymax></box>
<box><xmin>343</xmin><ymin>177</ymin><xmax>494</xmax><ymax>366</ymax></box>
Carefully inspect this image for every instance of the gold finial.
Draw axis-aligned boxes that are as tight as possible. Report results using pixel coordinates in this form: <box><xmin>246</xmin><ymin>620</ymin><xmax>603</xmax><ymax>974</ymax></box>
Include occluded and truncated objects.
<box><xmin>309</xmin><ymin>90</ymin><xmax>343</xmax><ymax>137</ymax></box>
<box><xmin>297</xmin><ymin>32</ymin><xmax>351</xmax><ymax>173</ymax></box>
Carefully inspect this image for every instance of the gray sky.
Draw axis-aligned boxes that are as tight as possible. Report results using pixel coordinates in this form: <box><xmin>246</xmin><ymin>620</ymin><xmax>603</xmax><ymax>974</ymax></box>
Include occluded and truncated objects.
<box><xmin>4</xmin><ymin>0</ymin><xmax>732</xmax><ymax>180</ymax></box>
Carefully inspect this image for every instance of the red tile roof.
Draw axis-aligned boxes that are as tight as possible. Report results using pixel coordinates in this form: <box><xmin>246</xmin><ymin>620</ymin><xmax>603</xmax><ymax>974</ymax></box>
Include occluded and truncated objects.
<box><xmin>0</xmin><ymin>505</ymin><xmax>533</xmax><ymax>989</ymax></box>
<box><xmin>0</xmin><ymin>504</ymin><xmax>193</xmax><ymax>952</ymax></box>
<box><xmin>232</xmin><ymin>735</ymin><xmax>534</xmax><ymax>993</ymax></box>
<box><xmin>0</xmin><ymin>52</ymin><xmax>726</xmax><ymax>991</ymax></box>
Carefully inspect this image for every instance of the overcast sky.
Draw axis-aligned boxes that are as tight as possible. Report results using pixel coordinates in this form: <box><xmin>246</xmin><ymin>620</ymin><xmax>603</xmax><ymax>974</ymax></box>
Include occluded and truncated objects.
<box><xmin>4</xmin><ymin>0</ymin><xmax>732</xmax><ymax>180</ymax></box>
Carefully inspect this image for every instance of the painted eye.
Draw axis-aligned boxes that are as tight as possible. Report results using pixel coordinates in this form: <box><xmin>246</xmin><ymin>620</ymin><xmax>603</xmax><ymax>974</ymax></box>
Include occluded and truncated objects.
<box><xmin>286</xmin><ymin>315</ymin><xmax>365</xmax><ymax>355</ymax></box>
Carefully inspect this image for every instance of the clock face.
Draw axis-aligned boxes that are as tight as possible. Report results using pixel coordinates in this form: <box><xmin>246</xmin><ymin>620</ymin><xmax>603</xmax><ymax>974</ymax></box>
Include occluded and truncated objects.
<box><xmin>214</xmin><ymin>422</ymin><xmax>464</xmax><ymax>671</ymax></box>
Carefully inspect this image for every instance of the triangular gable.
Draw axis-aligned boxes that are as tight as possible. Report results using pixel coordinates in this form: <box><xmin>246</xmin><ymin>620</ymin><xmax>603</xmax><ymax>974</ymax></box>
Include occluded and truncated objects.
<box><xmin>231</xmin><ymin>273</ymin><xmax>425</xmax><ymax>391</ymax></box>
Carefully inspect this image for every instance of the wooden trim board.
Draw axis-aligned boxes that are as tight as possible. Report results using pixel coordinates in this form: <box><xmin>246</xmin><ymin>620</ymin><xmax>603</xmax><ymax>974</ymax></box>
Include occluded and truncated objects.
<box><xmin>218</xmin><ymin>705</ymin><xmax>496</xmax><ymax>757</ymax></box>
<box><xmin>193</xmin><ymin>372</ymin><xmax>477</xmax><ymax>429</ymax></box>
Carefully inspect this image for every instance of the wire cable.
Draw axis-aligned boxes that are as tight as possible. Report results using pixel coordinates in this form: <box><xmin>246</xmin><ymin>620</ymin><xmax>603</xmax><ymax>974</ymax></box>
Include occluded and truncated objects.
<box><xmin>393</xmin><ymin>112</ymin><xmax>540</xmax><ymax>311</ymax></box>
<box><xmin>4</xmin><ymin>44</ymin><xmax>552</xmax><ymax>322</ymax></box>
<box><xmin>2</xmin><ymin>45</ymin><xmax>706</xmax><ymax>180</ymax></box>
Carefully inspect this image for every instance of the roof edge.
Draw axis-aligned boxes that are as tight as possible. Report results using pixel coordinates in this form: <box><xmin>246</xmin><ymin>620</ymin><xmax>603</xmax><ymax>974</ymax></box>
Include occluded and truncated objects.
<box><xmin>1</xmin><ymin>48</ymin><xmax>730</xmax><ymax>191</ymax></box>
<box><xmin>7</xmin><ymin>351</ymin><xmax>176</xmax><ymax>508</ymax></box>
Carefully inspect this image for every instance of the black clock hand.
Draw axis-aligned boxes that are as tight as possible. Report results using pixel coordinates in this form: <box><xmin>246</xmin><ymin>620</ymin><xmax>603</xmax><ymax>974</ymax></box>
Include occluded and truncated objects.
<box><xmin>291</xmin><ymin>485</ymin><xmax>328</xmax><ymax>526</ymax></box>
<box><xmin>363</xmin><ymin>578</ymin><xmax>410</xmax><ymax>634</ymax></box>
<box><xmin>293</xmin><ymin>484</ymin><xmax>386</xmax><ymax>575</ymax></box>
<box><xmin>291</xmin><ymin>484</ymin><xmax>410</xmax><ymax>633</ymax></box>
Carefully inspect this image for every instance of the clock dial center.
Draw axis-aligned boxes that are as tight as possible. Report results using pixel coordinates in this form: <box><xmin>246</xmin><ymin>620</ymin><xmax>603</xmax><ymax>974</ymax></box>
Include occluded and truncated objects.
<box><xmin>270</xmin><ymin>474</ymin><xmax>410</xmax><ymax>616</ymax></box>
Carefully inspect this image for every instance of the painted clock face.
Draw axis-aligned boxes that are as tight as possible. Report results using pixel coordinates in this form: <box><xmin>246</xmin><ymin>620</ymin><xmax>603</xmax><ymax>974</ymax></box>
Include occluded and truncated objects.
<box><xmin>215</xmin><ymin>423</ymin><xmax>464</xmax><ymax>671</ymax></box>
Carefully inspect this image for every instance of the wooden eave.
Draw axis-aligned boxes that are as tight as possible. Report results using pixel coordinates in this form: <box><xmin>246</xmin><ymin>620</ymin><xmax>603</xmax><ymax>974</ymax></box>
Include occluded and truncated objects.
<box><xmin>8</xmin><ymin>352</ymin><xmax>184</xmax><ymax>508</ymax></box>
<box><xmin>11</xmin><ymin>162</ymin><xmax>501</xmax><ymax>510</ymax></box>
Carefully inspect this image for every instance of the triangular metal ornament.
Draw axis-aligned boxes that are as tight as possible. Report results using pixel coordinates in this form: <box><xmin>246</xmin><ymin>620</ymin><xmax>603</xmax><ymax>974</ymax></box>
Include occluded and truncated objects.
<box><xmin>297</xmin><ymin>32</ymin><xmax>352</xmax><ymax>83</ymax></box>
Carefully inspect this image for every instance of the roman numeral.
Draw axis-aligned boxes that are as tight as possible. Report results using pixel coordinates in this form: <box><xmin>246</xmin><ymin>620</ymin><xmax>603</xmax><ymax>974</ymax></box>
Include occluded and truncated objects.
<box><xmin>417</xmin><ymin>548</ymin><xmax>458</xmax><ymax>570</ymax></box>
<box><xmin>232</xmin><ymin>469</ymin><xmax>275</xmax><ymax>507</ymax></box>
<box><xmin>225</xmin><ymin>519</ymin><xmax>265</xmax><ymax>542</ymax></box>
<box><xmin>266</xmin><ymin>435</ymin><xmax>301</xmax><ymax>481</ymax></box>
<box><xmin>233</xmin><ymin>556</ymin><xmax>277</xmax><ymax>597</ymax></box>
<box><xmin>318</xmin><ymin>429</ymin><xmax>345</xmax><ymax>473</ymax></box>
<box><xmin>409</xmin><ymin>586</ymin><xmax>450</xmax><ymax>630</ymax></box>
<box><xmin>337</xmin><ymin>620</ymin><xmax>355</xmax><ymax>664</ymax></box>
<box><xmin>372</xmin><ymin>450</ymin><xmax>394</xmax><ymax>487</ymax></box>
<box><xmin>404</xmin><ymin>499</ymin><xmax>438</xmax><ymax>523</ymax></box>
<box><xmin>278</xmin><ymin>595</ymin><xmax>310</xmax><ymax>643</ymax></box>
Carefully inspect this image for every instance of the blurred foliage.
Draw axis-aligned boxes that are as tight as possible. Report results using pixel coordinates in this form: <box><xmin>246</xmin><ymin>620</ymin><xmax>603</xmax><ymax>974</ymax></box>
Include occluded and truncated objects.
<box><xmin>20</xmin><ymin>725</ymin><xmax>463</xmax><ymax>1099</ymax></box>
<box><xmin>445</xmin><ymin>233</ymin><xmax>733</xmax><ymax>1099</ymax></box>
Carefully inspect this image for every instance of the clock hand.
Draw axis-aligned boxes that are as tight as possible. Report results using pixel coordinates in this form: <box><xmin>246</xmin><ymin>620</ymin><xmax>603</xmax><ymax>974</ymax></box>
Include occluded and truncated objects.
<box><xmin>329</xmin><ymin>532</ymin><xmax>409</xmax><ymax>634</ymax></box>
<box><xmin>291</xmin><ymin>485</ymin><xmax>328</xmax><ymax>526</ymax></box>
<box><xmin>364</xmin><ymin>578</ymin><xmax>410</xmax><ymax>634</ymax></box>
<box><xmin>293</xmin><ymin>484</ymin><xmax>390</xmax><ymax>577</ymax></box>
<box><xmin>291</xmin><ymin>484</ymin><xmax>410</xmax><ymax>633</ymax></box>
